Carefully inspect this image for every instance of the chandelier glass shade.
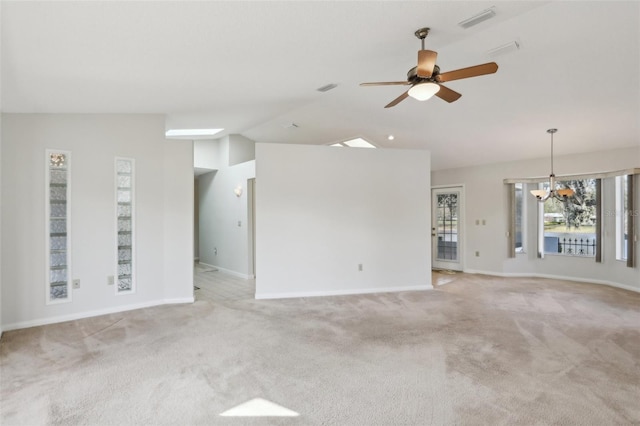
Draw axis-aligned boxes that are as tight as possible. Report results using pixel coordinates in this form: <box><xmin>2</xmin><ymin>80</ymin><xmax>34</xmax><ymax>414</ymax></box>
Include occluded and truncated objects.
<box><xmin>530</xmin><ymin>129</ymin><xmax>575</xmax><ymax>202</ymax></box>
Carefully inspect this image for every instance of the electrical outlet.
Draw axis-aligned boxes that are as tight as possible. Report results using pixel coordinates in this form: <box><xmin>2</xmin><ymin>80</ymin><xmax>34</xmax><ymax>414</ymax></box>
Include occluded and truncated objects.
<box><xmin>475</xmin><ymin>251</ymin><xmax>480</xmax><ymax>257</ymax></box>
<box><xmin>358</xmin><ymin>263</ymin><xmax>363</xmax><ymax>272</ymax></box>
<box><xmin>73</xmin><ymin>279</ymin><xmax>80</xmax><ymax>289</ymax></box>
<box><xmin>107</xmin><ymin>275</ymin><xmax>114</xmax><ymax>286</ymax></box>
<box><xmin>475</xmin><ymin>219</ymin><xmax>480</xmax><ymax>225</ymax></box>
<box><xmin>482</xmin><ymin>219</ymin><xmax>486</xmax><ymax>225</ymax></box>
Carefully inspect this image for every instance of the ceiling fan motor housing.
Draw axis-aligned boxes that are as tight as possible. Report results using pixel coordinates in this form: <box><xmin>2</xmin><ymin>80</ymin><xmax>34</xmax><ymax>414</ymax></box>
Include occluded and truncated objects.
<box><xmin>407</xmin><ymin>65</ymin><xmax>440</xmax><ymax>84</ymax></box>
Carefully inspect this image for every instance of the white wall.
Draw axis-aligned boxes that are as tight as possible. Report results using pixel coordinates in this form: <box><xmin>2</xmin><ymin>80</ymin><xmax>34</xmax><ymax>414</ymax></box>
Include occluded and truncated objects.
<box><xmin>162</xmin><ymin>139</ymin><xmax>195</xmax><ymax>301</ymax></box>
<box><xmin>0</xmin><ymin>114</ymin><xmax>3</xmax><ymax>337</ymax></box>
<box><xmin>0</xmin><ymin>4</ymin><xmax>4</xmax><ymax>337</ymax></box>
<box><xmin>229</xmin><ymin>134</ymin><xmax>255</xmax><ymax>166</ymax></box>
<box><xmin>432</xmin><ymin>146</ymin><xmax>640</xmax><ymax>291</ymax></box>
<box><xmin>194</xmin><ymin>138</ymin><xmax>221</xmax><ymax>170</ymax></box>
<box><xmin>1</xmin><ymin>114</ymin><xmax>194</xmax><ymax>331</ymax></box>
<box><xmin>197</xmin><ymin>137</ymin><xmax>256</xmax><ymax>277</ymax></box>
<box><xmin>255</xmin><ymin>143</ymin><xmax>431</xmax><ymax>299</ymax></box>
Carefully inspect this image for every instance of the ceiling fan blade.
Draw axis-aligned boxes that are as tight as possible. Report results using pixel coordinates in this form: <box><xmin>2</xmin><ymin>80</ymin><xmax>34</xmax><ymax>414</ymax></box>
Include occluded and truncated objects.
<box><xmin>436</xmin><ymin>62</ymin><xmax>498</xmax><ymax>83</ymax></box>
<box><xmin>417</xmin><ymin>50</ymin><xmax>437</xmax><ymax>78</ymax></box>
<box><xmin>435</xmin><ymin>84</ymin><xmax>462</xmax><ymax>103</ymax></box>
<box><xmin>360</xmin><ymin>81</ymin><xmax>410</xmax><ymax>86</ymax></box>
<box><xmin>384</xmin><ymin>90</ymin><xmax>410</xmax><ymax>108</ymax></box>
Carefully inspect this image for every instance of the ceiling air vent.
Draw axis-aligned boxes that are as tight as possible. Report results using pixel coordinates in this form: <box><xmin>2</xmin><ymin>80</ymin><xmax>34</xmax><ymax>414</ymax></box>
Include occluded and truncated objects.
<box><xmin>487</xmin><ymin>41</ymin><xmax>520</xmax><ymax>57</ymax></box>
<box><xmin>458</xmin><ymin>7</ymin><xmax>496</xmax><ymax>29</ymax></box>
<box><xmin>317</xmin><ymin>83</ymin><xmax>338</xmax><ymax>93</ymax></box>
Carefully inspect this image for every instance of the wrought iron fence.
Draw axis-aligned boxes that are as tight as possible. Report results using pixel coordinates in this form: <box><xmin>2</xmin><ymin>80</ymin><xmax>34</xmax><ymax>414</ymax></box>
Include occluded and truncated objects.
<box><xmin>558</xmin><ymin>237</ymin><xmax>596</xmax><ymax>256</ymax></box>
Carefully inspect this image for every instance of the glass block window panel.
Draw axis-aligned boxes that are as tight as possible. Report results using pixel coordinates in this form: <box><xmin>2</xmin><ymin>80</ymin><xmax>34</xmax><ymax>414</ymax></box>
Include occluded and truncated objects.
<box><xmin>115</xmin><ymin>158</ymin><xmax>135</xmax><ymax>294</ymax></box>
<box><xmin>45</xmin><ymin>150</ymin><xmax>71</xmax><ymax>304</ymax></box>
<box><xmin>50</xmin><ymin>252</ymin><xmax>67</xmax><ymax>267</ymax></box>
<box><xmin>118</xmin><ymin>232</ymin><xmax>132</xmax><ymax>247</ymax></box>
<box><xmin>50</xmin><ymin>219</ymin><xmax>67</xmax><ymax>234</ymax></box>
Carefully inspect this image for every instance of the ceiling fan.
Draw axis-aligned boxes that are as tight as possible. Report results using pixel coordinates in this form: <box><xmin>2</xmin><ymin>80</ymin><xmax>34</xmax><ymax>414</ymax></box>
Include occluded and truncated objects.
<box><xmin>360</xmin><ymin>28</ymin><xmax>498</xmax><ymax>108</ymax></box>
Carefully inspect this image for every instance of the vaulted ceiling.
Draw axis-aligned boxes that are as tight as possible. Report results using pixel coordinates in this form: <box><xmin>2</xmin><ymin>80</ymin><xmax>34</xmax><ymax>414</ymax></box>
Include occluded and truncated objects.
<box><xmin>2</xmin><ymin>1</ymin><xmax>639</xmax><ymax>170</ymax></box>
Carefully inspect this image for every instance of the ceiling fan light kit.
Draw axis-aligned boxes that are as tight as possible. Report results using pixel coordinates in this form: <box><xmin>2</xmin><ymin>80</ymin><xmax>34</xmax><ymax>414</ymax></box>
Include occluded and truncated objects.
<box><xmin>360</xmin><ymin>27</ymin><xmax>499</xmax><ymax>108</ymax></box>
<box><xmin>530</xmin><ymin>128</ymin><xmax>575</xmax><ymax>202</ymax></box>
<box><xmin>408</xmin><ymin>82</ymin><xmax>440</xmax><ymax>101</ymax></box>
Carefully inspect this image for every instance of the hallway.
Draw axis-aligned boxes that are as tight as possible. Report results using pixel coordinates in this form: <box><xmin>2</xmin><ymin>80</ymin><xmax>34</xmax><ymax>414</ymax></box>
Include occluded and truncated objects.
<box><xmin>193</xmin><ymin>263</ymin><xmax>255</xmax><ymax>301</ymax></box>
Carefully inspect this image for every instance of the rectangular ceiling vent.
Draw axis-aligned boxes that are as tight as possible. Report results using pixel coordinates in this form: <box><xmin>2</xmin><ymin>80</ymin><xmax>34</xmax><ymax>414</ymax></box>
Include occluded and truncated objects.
<box><xmin>487</xmin><ymin>41</ymin><xmax>520</xmax><ymax>57</ymax></box>
<box><xmin>458</xmin><ymin>7</ymin><xmax>496</xmax><ymax>29</ymax></box>
<box><xmin>317</xmin><ymin>83</ymin><xmax>338</xmax><ymax>93</ymax></box>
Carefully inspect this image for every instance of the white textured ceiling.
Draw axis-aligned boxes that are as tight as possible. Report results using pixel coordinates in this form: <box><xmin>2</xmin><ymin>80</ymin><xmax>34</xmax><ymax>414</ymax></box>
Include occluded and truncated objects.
<box><xmin>2</xmin><ymin>1</ymin><xmax>639</xmax><ymax>170</ymax></box>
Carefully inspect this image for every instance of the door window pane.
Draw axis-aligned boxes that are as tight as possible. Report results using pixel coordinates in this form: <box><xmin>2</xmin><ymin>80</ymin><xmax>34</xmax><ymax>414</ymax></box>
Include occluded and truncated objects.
<box><xmin>436</xmin><ymin>193</ymin><xmax>458</xmax><ymax>261</ymax></box>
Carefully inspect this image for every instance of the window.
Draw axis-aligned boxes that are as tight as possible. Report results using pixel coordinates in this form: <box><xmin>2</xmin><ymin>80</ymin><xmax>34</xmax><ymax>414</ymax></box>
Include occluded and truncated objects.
<box><xmin>508</xmin><ymin>183</ymin><xmax>526</xmax><ymax>257</ymax></box>
<box><xmin>615</xmin><ymin>175</ymin><xmax>628</xmax><ymax>261</ymax></box>
<box><xmin>615</xmin><ymin>174</ymin><xmax>636</xmax><ymax>267</ymax></box>
<box><xmin>514</xmin><ymin>183</ymin><xmax>526</xmax><ymax>253</ymax></box>
<box><xmin>506</xmin><ymin>169</ymin><xmax>637</xmax><ymax>266</ymax></box>
<box><xmin>116</xmin><ymin>158</ymin><xmax>135</xmax><ymax>294</ymax></box>
<box><xmin>539</xmin><ymin>178</ymin><xmax>598</xmax><ymax>257</ymax></box>
<box><xmin>46</xmin><ymin>150</ymin><xmax>71</xmax><ymax>303</ymax></box>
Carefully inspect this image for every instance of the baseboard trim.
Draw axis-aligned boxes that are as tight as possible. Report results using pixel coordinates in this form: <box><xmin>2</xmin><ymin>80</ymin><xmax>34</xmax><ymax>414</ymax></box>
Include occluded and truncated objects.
<box><xmin>255</xmin><ymin>284</ymin><xmax>433</xmax><ymax>300</ymax></box>
<box><xmin>199</xmin><ymin>262</ymin><xmax>251</xmax><ymax>279</ymax></box>
<box><xmin>463</xmin><ymin>268</ymin><xmax>640</xmax><ymax>294</ymax></box>
<box><xmin>1</xmin><ymin>297</ymin><xmax>195</xmax><ymax>333</ymax></box>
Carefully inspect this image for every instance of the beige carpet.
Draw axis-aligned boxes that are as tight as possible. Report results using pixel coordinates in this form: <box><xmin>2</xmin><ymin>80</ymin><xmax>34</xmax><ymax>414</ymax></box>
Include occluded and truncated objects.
<box><xmin>1</xmin><ymin>272</ymin><xmax>639</xmax><ymax>425</ymax></box>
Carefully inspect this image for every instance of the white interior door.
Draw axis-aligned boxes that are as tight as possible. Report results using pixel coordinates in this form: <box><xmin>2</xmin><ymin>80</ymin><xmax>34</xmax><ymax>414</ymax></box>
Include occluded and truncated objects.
<box><xmin>431</xmin><ymin>187</ymin><xmax>463</xmax><ymax>271</ymax></box>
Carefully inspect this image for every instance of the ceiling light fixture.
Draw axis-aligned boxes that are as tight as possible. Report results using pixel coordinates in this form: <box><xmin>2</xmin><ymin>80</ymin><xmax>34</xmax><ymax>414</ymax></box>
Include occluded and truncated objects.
<box><xmin>408</xmin><ymin>82</ymin><xmax>440</xmax><ymax>101</ymax></box>
<box><xmin>387</xmin><ymin>135</ymin><xmax>395</xmax><ymax>141</ymax></box>
<box><xmin>530</xmin><ymin>128</ymin><xmax>575</xmax><ymax>202</ymax></box>
<box><xmin>458</xmin><ymin>7</ymin><xmax>496</xmax><ymax>29</ymax></box>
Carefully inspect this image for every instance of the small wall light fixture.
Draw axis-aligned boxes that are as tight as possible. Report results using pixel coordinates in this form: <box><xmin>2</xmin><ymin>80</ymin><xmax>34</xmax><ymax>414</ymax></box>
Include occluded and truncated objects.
<box><xmin>234</xmin><ymin>185</ymin><xmax>243</xmax><ymax>197</ymax></box>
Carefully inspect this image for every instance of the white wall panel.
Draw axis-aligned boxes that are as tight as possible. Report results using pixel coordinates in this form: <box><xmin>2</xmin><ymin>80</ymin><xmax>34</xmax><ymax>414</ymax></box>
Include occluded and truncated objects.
<box><xmin>255</xmin><ymin>143</ymin><xmax>431</xmax><ymax>298</ymax></box>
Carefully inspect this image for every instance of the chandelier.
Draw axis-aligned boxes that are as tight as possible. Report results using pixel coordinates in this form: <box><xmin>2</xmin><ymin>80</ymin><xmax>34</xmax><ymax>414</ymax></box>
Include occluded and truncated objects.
<box><xmin>530</xmin><ymin>128</ymin><xmax>575</xmax><ymax>202</ymax></box>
